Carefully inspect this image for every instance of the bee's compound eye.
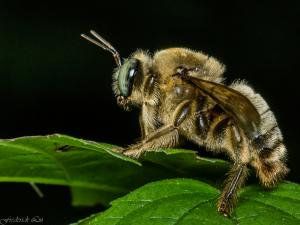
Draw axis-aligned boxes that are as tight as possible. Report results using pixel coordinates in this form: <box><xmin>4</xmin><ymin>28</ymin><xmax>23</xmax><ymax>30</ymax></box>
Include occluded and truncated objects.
<box><xmin>118</xmin><ymin>58</ymin><xmax>139</xmax><ymax>97</ymax></box>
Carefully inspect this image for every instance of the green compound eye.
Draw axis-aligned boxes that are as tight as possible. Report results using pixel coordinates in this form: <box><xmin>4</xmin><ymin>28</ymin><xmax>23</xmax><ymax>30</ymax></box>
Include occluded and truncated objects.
<box><xmin>118</xmin><ymin>58</ymin><xmax>139</xmax><ymax>97</ymax></box>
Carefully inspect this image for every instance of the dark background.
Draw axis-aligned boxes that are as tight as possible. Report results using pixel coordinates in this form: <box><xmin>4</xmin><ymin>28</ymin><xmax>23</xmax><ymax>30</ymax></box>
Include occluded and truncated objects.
<box><xmin>0</xmin><ymin>1</ymin><xmax>299</xmax><ymax>224</ymax></box>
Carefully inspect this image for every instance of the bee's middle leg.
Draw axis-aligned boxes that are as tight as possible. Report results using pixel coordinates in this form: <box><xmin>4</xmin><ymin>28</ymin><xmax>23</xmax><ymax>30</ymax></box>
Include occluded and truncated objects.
<box><xmin>123</xmin><ymin>100</ymin><xmax>192</xmax><ymax>158</ymax></box>
<box><xmin>123</xmin><ymin>125</ymin><xmax>179</xmax><ymax>158</ymax></box>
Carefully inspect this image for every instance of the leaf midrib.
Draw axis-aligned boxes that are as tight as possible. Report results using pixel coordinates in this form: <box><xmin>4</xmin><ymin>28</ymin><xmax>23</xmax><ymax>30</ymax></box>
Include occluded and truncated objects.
<box><xmin>0</xmin><ymin>176</ymin><xmax>128</xmax><ymax>193</ymax></box>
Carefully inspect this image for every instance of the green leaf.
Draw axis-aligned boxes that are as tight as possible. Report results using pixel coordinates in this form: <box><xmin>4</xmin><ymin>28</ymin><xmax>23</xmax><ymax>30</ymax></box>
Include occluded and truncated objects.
<box><xmin>0</xmin><ymin>134</ymin><xmax>229</xmax><ymax>206</ymax></box>
<box><xmin>74</xmin><ymin>178</ymin><xmax>300</xmax><ymax>225</ymax></box>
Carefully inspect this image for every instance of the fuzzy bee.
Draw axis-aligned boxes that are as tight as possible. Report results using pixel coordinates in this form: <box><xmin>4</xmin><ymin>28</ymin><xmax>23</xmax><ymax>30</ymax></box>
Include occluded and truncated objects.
<box><xmin>81</xmin><ymin>30</ymin><xmax>289</xmax><ymax>216</ymax></box>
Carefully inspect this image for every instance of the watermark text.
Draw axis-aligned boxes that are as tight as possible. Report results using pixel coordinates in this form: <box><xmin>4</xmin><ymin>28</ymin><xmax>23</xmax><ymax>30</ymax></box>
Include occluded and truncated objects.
<box><xmin>0</xmin><ymin>216</ymin><xmax>43</xmax><ymax>225</ymax></box>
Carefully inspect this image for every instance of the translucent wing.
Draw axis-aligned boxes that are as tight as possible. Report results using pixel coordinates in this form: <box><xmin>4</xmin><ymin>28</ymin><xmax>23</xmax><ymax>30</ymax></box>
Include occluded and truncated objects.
<box><xmin>180</xmin><ymin>75</ymin><xmax>261</xmax><ymax>139</ymax></box>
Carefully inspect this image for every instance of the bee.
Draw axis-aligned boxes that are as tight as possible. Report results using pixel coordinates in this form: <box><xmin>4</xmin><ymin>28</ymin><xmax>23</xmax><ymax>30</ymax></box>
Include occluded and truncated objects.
<box><xmin>81</xmin><ymin>30</ymin><xmax>289</xmax><ymax>216</ymax></box>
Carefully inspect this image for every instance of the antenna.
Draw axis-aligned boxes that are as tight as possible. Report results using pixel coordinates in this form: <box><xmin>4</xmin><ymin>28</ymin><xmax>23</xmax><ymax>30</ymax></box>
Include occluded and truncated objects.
<box><xmin>81</xmin><ymin>30</ymin><xmax>122</xmax><ymax>67</ymax></box>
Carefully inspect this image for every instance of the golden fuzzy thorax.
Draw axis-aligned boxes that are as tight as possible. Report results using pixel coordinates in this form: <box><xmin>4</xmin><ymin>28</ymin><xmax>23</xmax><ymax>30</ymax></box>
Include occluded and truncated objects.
<box><xmin>113</xmin><ymin>47</ymin><xmax>288</xmax><ymax>216</ymax></box>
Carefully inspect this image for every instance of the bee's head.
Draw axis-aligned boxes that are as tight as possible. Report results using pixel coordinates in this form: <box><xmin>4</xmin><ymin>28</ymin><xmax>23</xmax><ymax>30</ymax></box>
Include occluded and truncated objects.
<box><xmin>81</xmin><ymin>30</ymin><xmax>144</xmax><ymax>110</ymax></box>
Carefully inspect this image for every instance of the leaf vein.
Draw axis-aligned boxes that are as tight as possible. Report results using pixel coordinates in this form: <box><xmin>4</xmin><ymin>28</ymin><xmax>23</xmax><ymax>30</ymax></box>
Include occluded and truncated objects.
<box><xmin>0</xmin><ymin>142</ymin><xmax>72</xmax><ymax>183</ymax></box>
<box><xmin>242</xmin><ymin>197</ymin><xmax>300</xmax><ymax>220</ymax></box>
<box><xmin>173</xmin><ymin>196</ymin><xmax>217</xmax><ymax>225</ymax></box>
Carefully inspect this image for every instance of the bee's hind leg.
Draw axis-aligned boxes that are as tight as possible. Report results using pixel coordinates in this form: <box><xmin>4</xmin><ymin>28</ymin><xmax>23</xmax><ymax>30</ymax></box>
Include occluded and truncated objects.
<box><xmin>215</xmin><ymin>125</ymin><xmax>250</xmax><ymax>216</ymax></box>
<box><xmin>217</xmin><ymin>163</ymin><xmax>248</xmax><ymax>217</ymax></box>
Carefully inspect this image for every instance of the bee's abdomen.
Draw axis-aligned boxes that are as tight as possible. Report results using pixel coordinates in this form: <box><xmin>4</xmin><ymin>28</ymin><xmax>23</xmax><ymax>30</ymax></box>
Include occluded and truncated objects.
<box><xmin>253</xmin><ymin>122</ymin><xmax>286</xmax><ymax>163</ymax></box>
<box><xmin>230</xmin><ymin>81</ymin><xmax>288</xmax><ymax>186</ymax></box>
<box><xmin>230</xmin><ymin>82</ymin><xmax>286</xmax><ymax>157</ymax></box>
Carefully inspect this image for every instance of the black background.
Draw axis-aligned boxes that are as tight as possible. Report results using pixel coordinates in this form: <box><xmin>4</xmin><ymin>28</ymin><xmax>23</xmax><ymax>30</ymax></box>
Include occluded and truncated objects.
<box><xmin>0</xmin><ymin>1</ymin><xmax>299</xmax><ymax>224</ymax></box>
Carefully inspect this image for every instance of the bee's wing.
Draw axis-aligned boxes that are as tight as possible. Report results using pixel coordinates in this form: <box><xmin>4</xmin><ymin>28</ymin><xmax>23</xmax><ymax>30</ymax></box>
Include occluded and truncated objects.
<box><xmin>182</xmin><ymin>75</ymin><xmax>260</xmax><ymax>139</ymax></box>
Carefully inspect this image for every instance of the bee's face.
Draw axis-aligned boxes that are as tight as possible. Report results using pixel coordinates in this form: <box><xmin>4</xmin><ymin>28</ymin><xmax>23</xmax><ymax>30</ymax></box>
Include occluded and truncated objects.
<box><xmin>115</xmin><ymin>58</ymin><xmax>140</xmax><ymax>98</ymax></box>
